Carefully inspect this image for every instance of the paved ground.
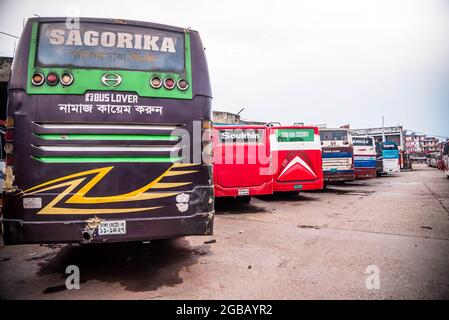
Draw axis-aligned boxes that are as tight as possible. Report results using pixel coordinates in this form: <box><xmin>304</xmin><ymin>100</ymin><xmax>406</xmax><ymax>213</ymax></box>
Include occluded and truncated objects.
<box><xmin>1</xmin><ymin>164</ymin><xmax>448</xmax><ymax>299</ymax></box>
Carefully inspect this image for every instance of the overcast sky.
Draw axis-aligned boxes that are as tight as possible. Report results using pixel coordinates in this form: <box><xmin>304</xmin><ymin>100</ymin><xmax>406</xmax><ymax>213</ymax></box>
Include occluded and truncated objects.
<box><xmin>1</xmin><ymin>0</ymin><xmax>448</xmax><ymax>138</ymax></box>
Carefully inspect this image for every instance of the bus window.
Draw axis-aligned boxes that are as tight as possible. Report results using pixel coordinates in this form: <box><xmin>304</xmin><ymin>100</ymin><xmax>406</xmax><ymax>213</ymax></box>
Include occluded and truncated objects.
<box><xmin>319</xmin><ymin>130</ymin><xmax>348</xmax><ymax>142</ymax></box>
<box><xmin>37</xmin><ymin>23</ymin><xmax>185</xmax><ymax>72</ymax></box>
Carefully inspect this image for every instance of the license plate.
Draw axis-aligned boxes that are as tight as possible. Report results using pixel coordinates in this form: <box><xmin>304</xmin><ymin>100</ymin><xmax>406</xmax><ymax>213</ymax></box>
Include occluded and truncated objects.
<box><xmin>238</xmin><ymin>188</ymin><xmax>249</xmax><ymax>196</ymax></box>
<box><xmin>98</xmin><ymin>220</ymin><xmax>126</xmax><ymax>235</ymax></box>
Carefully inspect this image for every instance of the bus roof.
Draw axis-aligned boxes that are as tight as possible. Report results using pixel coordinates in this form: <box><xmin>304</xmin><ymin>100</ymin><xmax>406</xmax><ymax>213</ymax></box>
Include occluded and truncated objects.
<box><xmin>319</xmin><ymin>128</ymin><xmax>348</xmax><ymax>131</ymax></box>
<box><xmin>27</xmin><ymin>17</ymin><xmax>193</xmax><ymax>34</ymax></box>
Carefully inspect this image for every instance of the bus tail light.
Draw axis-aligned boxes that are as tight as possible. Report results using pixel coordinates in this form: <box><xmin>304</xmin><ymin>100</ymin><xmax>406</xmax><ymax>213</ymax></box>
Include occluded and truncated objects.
<box><xmin>6</xmin><ymin>154</ymin><xmax>14</xmax><ymax>166</ymax></box>
<box><xmin>5</xmin><ymin>116</ymin><xmax>14</xmax><ymax>128</ymax></box>
<box><xmin>150</xmin><ymin>76</ymin><xmax>162</xmax><ymax>89</ymax></box>
<box><xmin>61</xmin><ymin>73</ymin><xmax>74</xmax><ymax>86</ymax></box>
<box><xmin>46</xmin><ymin>73</ymin><xmax>59</xmax><ymax>86</ymax></box>
<box><xmin>31</xmin><ymin>73</ymin><xmax>45</xmax><ymax>86</ymax></box>
<box><xmin>163</xmin><ymin>77</ymin><xmax>175</xmax><ymax>90</ymax></box>
<box><xmin>4</xmin><ymin>143</ymin><xmax>13</xmax><ymax>154</ymax></box>
<box><xmin>177</xmin><ymin>79</ymin><xmax>189</xmax><ymax>91</ymax></box>
<box><xmin>202</xmin><ymin>120</ymin><xmax>214</xmax><ymax>166</ymax></box>
<box><xmin>5</xmin><ymin>130</ymin><xmax>14</xmax><ymax>141</ymax></box>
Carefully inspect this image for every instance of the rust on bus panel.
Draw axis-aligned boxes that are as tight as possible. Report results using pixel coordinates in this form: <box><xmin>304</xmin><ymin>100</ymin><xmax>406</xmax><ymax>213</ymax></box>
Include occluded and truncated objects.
<box><xmin>21</xmin><ymin>163</ymin><xmax>198</xmax><ymax>215</ymax></box>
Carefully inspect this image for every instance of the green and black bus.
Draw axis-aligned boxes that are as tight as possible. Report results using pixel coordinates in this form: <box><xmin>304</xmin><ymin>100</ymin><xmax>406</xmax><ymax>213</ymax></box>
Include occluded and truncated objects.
<box><xmin>2</xmin><ymin>17</ymin><xmax>214</xmax><ymax>244</ymax></box>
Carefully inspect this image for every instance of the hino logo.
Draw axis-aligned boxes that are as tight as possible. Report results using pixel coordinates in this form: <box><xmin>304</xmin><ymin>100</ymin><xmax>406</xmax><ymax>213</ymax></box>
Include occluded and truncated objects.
<box><xmin>101</xmin><ymin>73</ymin><xmax>122</xmax><ymax>87</ymax></box>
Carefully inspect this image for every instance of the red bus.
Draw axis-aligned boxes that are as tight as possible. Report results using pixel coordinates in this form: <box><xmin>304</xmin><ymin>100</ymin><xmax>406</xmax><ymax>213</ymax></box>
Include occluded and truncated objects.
<box><xmin>269</xmin><ymin>126</ymin><xmax>323</xmax><ymax>192</ymax></box>
<box><xmin>213</xmin><ymin>125</ymin><xmax>272</xmax><ymax>203</ymax></box>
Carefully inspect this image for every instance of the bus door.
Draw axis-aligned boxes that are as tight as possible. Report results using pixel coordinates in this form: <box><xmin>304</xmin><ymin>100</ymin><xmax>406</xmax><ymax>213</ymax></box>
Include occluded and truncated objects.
<box><xmin>213</xmin><ymin>126</ymin><xmax>272</xmax><ymax>202</ymax></box>
<box><xmin>269</xmin><ymin>126</ymin><xmax>323</xmax><ymax>192</ymax></box>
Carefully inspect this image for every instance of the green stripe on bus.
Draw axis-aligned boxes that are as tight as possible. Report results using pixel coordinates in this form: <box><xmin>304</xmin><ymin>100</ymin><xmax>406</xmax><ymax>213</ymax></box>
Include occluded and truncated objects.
<box><xmin>36</xmin><ymin>134</ymin><xmax>179</xmax><ymax>141</ymax></box>
<box><xmin>276</xmin><ymin>129</ymin><xmax>315</xmax><ymax>142</ymax></box>
<box><xmin>33</xmin><ymin>156</ymin><xmax>182</xmax><ymax>163</ymax></box>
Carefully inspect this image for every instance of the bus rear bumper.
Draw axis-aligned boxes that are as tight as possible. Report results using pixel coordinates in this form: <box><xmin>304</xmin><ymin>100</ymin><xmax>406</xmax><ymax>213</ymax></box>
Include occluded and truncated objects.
<box><xmin>273</xmin><ymin>179</ymin><xmax>324</xmax><ymax>192</ymax></box>
<box><xmin>323</xmin><ymin>171</ymin><xmax>355</xmax><ymax>182</ymax></box>
<box><xmin>214</xmin><ymin>181</ymin><xmax>273</xmax><ymax>197</ymax></box>
<box><xmin>354</xmin><ymin>168</ymin><xmax>377</xmax><ymax>179</ymax></box>
<box><xmin>1</xmin><ymin>211</ymin><xmax>214</xmax><ymax>245</ymax></box>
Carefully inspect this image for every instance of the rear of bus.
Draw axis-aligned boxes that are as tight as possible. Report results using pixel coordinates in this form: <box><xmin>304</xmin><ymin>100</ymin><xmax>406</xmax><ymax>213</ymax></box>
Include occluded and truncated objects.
<box><xmin>213</xmin><ymin>125</ymin><xmax>272</xmax><ymax>202</ymax></box>
<box><xmin>270</xmin><ymin>126</ymin><xmax>323</xmax><ymax>192</ymax></box>
<box><xmin>320</xmin><ymin>128</ymin><xmax>354</xmax><ymax>183</ymax></box>
<box><xmin>352</xmin><ymin>136</ymin><xmax>376</xmax><ymax>179</ymax></box>
<box><xmin>2</xmin><ymin>17</ymin><xmax>214</xmax><ymax>244</ymax></box>
<box><xmin>381</xmin><ymin>142</ymin><xmax>400</xmax><ymax>174</ymax></box>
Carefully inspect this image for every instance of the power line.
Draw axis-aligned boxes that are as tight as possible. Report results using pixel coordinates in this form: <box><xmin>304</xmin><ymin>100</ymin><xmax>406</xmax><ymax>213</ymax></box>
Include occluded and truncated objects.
<box><xmin>0</xmin><ymin>31</ymin><xmax>20</xmax><ymax>39</ymax></box>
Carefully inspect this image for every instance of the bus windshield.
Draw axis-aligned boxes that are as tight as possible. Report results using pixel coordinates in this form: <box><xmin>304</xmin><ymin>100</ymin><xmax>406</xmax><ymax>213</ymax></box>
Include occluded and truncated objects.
<box><xmin>36</xmin><ymin>22</ymin><xmax>185</xmax><ymax>72</ymax></box>
<box><xmin>320</xmin><ymin>130</ymin><xmax>348</xmax><ymax>142</ymax></box>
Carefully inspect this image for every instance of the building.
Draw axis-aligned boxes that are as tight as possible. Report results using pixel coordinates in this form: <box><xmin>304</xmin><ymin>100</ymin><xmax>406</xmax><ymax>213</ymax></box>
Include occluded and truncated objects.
<box><xmin>213</xmin><ymin>110</ymin><xmax>266</xmax><ymax>125</ymax></box>
<box><xmin>405</xmin><ymin>133</ymin><xmax>441</xmax><ymax>154</ymax></box>
<box><xmin>350</xmin><ymin>126</ymin><xmax>406</xmax><ymax>151</ymax></box>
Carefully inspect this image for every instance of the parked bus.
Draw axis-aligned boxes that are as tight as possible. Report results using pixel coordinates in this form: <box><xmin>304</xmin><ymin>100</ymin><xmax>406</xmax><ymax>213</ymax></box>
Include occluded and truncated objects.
<box><xmin>377</xmin><ymin>142</ymin><xmax>400</xmax><ymax>175</ymax></box>
<box><xmin>1</xmin><ymin>17</ymin><xmax>214</xmax><ymax>244</ymax></box>
<box><xmin>213</xmin><ymin>125</ymin><xmax>272</xmax><ymax>203</ymax></box>
<box><xmin>443</xmin><ymin>141</ymin><xmax>449</xmax><ymax>178</ymax></box>
<box><xmin>426</xmin><ymin>152</ymin><xmax>439</xmax><ymax>168</ymax></box>
<box><xmin>319</xmin><ymin>128</ymin><xmax>354</xmax><ymax>183</ymax></box>
<box><xmin>352</xmin><ymin>136</ymin><xmax>376</xmax><ymax>179</ymax></box>
<box><xmin>269</xmin><ymin>126</ymin><xmax>323</xmax><ymax>192</ymax></box>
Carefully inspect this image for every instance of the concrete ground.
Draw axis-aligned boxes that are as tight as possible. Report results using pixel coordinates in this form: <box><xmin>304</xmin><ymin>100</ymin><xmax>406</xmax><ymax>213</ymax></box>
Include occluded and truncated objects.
<box><xmin>0</xmin><ymin>163</ymin><xmax>448</xmax><ymax>299</ymax></box>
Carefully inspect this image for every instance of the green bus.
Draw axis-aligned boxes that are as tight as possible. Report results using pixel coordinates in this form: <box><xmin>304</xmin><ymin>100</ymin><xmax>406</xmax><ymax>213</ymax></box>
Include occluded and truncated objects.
<box><xmin>2</xmin><ymin>17</ymin><xmax>214</xmax><ymax>244</ymax></box>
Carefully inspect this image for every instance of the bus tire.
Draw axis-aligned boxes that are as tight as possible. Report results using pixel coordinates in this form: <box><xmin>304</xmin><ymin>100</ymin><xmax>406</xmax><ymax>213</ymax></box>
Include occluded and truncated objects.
<box><xmin>236</xmin><ymin>196</ymin><xmax>251</xmax><ymax>204</ymax></box>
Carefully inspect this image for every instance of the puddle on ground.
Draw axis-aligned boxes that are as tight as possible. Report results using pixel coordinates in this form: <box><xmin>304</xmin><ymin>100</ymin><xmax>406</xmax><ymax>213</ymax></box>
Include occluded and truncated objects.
<box><xmin>215</xmin><ymin>199</ymin><xmax>270</xmax><ymax>214</ymax></box>
<box><xmin>317</xmin><ymin>187</ymin><xmax>375</xmax><ymax>196</ymax></box>
<box><xmin>257</xmin><ymin>193</ymin><xmax>319</xmax><ymax>203</ymax></box>
<box><xmin>37</xmin><ymin>238</ymin><xmax>211</xmax><ymax>293</ymax></box>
